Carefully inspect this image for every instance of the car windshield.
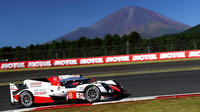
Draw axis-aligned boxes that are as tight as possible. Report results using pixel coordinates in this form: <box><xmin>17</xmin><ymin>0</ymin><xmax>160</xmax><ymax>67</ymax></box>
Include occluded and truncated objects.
<box><xmin>60</xmin><ymin>77</ymin><xmax>91</xmax><ymax>88</ymax></box>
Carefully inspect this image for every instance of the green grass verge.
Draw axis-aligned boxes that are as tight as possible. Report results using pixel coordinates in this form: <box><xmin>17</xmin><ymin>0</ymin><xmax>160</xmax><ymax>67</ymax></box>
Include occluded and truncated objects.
<box><xmin>31</xmin><ymin>96</ymin><xmax>200</xmax><ymax>112</ymax></box>
<box><xmin>1</xmin><ymin>58</ymin><xmax>200</xmax><ymax>73</ymax></box>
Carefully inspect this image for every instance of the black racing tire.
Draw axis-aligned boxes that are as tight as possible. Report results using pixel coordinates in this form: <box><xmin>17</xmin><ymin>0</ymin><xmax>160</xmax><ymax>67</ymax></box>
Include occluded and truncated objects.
<box><xmin>20</xmin><ymin>91</ymin><xmax>34</xmax><ymax>107</ymax></box>
<box><xmin>84</xmin><ymin>85</ymin><xmax>101</xmax><ymax>102</ymax></box>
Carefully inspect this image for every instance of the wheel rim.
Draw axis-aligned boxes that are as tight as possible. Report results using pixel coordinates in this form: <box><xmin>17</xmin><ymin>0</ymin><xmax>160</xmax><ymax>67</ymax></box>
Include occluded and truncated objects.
<box><xmin>85</xmin><ymin>87</ymin><xmax>99</xmax><ymax>101</ymax></box>
<box><xmin>21</xmin><ymin>91</ymin><xmax>33</xmax><ymax>107</ymax></box>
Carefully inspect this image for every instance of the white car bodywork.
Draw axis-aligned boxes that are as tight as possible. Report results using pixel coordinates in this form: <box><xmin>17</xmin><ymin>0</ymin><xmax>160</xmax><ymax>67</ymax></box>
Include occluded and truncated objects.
<box><xmin>10</xmin><ymin>75</ymin><xmax>125</xmax><ymax>107</ymax></box>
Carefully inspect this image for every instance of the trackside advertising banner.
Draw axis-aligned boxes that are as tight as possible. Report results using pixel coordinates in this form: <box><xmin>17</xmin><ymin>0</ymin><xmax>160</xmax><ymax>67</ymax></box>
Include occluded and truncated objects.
<box><xmin>1</xmin><ymin>50</ymin><xmax>200</xmax><ymax>70</ymax></box>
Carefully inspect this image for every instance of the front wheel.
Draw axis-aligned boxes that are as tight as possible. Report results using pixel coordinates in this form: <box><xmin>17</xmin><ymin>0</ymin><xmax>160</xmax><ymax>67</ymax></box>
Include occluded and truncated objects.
<box><xmin>84</xmin><ymin>86</ymin><xmax>101</xmax><ymax>102</ymax></box>
<box><xmin>20</xmin><ymin>91</ymin><xmax>34</xmax><ymax>107</ymax></box>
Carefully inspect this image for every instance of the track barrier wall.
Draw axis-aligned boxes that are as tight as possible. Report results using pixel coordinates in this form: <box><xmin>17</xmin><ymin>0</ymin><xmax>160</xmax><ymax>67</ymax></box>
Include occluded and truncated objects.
<box><xmin>1</xmin><ymin>50</ymin><xmax>200</xmax><ymax>70</ymax></box>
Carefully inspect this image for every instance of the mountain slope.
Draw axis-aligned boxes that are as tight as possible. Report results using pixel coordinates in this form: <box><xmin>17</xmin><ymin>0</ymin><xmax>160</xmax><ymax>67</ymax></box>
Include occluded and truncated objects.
<box><xmin>150</xmin><ymin>24</ymin><xmax>200</xmax><ymax>43</ymax></box>
<box><xmin>180</xmin><ymin>24</ymin><xmax>200</xmax><ymax>36</ymax></box>
<box><xmin>53</xmin><ymin>6</ymin><xmax>191</xmax><ymax>42</ymax></box>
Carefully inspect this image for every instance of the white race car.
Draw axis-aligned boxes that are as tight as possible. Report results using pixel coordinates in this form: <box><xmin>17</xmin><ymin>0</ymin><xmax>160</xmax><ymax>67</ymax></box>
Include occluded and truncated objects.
<box><xmin>10</xmin><ymin>75</ymin><xmax>126</xmax><ymax>107</ymax></box>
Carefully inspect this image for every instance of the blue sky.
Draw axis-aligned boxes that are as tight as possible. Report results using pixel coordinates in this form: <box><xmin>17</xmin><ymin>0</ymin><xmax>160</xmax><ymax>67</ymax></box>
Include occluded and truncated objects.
<box><xmin>0</xmin><ymin>0</ymin><xmax>200</xmax><ymax>48</ymax></box>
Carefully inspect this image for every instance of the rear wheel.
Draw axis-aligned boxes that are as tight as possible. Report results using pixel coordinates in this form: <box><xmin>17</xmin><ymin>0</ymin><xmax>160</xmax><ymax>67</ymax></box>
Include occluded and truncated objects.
<box><xmin>20</xmin><ymin>91</ymin><xmax>34</xmax><ymax>107</ymax></box>
<box><xmin>84</xmin><ymin>86</ymin><xmax>100</xmax><ymax>102</ymax></box>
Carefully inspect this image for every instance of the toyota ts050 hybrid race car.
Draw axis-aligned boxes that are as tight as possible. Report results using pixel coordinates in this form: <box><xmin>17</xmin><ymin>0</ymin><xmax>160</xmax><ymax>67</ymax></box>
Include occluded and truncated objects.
<box><xmin>9</xmin><ymin>75</ymin><xmax>126</xmax><ymax>107</ymax></box>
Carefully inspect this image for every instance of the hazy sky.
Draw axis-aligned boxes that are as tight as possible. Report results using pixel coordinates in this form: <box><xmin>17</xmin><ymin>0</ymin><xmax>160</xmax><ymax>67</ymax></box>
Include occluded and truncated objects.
<box><xmin>0</xmin><ymin>0</ymin><xmax>200</xmax><ymax>48</ymax></box>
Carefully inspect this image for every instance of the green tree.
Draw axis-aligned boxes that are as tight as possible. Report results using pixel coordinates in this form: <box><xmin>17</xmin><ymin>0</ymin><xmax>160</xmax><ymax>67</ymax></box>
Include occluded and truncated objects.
<box><xmin>43</xmin><ymin>43</ymin><xmax>50</xmax><ymax>50</ymax></box>
<box><xmin>127</xmin><ymin>31</ymin><xmax>141</xmax><ymax>54</ymax></box>
<box><xmin>103</xmin><ymin>34</ymin><xmax>112</xmax><ymax>46</ymax></box>
<box><xmin>78</xmin><ymin>37</ymin><xmax>90</xmax><ymax>47</ymax></box>
<box><xmin>112</xmin><ymin>34</ymin><xmax>121</xmax><ymax>45</ymax></box>
<box><xmin>28</xmin><ymin>44</ymin><xmax>35</xmax><ymax>51</ymax></box>
<box><xmin>14</xmin><ymin>46</ymin><xmax>23</xmax><ymax>51</ymax></box>
<box><xmin>60</xmin><ymin>39</ymin><xmax>66</xmax><ymax>49</ymax></box>
<box><xmin>127</xmin><ymin>31</ymin><xmax>141</xmax><ymax>45</ymax></box>
<box><xmin>0</xmin><ymin>46</ymin><xmax>13</xmax><ymax>52</ymax></box>
<box><xmin>92</xmin><ymin>37</ymin><xmax>103</xmax><ymax>47</ymax></box>
<box><xmin>50</xmin><ymin>40</ymin><xmax>60</xmax><ymax>49</ymax></box>
<box><xmin>121</xmin><ymin>35</ymin><xmax>128</xmax><ymax>45</ymax></box>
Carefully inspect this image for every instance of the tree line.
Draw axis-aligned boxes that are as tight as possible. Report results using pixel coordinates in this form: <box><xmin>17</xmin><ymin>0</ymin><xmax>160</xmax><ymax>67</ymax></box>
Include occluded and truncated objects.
<box><xmin>1</xmin><ymin>28</ymin><xmax>200</xmax><ymax>62</ymax></box>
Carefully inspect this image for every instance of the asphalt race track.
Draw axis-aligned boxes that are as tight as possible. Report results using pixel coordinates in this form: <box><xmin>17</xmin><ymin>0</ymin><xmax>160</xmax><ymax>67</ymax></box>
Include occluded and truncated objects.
<box><xmin>1</xmin><ymin>60</ymin><xmax>200</xmax><ymax>111</ymax></box>
<box><xmin>1</xmin><ymin>60</ymin><xmax>200</xmax><ymax>83</ymax></box>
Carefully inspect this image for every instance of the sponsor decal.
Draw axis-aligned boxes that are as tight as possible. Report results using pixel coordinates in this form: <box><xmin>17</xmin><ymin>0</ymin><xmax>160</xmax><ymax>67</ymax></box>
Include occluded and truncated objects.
<box><xmin>2</xmin><ymin>50</ymin><xmax>200</xmax><ymax>70</ymax></box>
<box><xmin>68</xmin><ymin>90</ymin><xmax>77</xmax><ymax>100</ymax></box>
<box><xmin>106</xmin><ymin>56</ymin><xmax>130</xmax><ymax>63</ymax></box>
<box><xmin>159</xmin><ymin>52</ymin><xmax>186</xmax><ymax>59</ymax></box>
<box><xmin>78</xmin><ymin>93</ymin><xmax>84</xmax><ymax>99</ymax></box>
<box><xmin>80</xmin><ymin>58</ymin><xmax>104</xmax><ymax>64</ymax></box>
<box><xmin>132</xmin><ymin>54</ymin><xmax>158</xmax><ymax>61</ymax></box>
<box><xmin>188</xmin><ymin>51</ymin><xmax>200</xmax><ymax>57</ymax></box>
<box><xmin>54</xmin><ymin>59</ymin><xmax>78</xmax><ymax>66</ymax></box>
<box><xmin>28</xmin><ymin>61</ymin><xmax>52</xmax><ymax>67</ymax></box>
<box><xmin>1</xmin><ymin>62</ymin><xmax>25</xmax><ymax>69</ymax></box>
<box><xmin>30</xmin><ymin>82</ymin><xmax>42</xmax><ymax>87</ymax></box>
<box><xmin>34</xmin><ymin>91</ymin><xmax>47</xmax><ymax>95</ymax></box>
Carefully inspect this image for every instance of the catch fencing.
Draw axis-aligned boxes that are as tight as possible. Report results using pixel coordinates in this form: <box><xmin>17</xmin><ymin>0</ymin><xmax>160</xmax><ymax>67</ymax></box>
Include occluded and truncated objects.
<box><xmin>1</xmin><ymin>39</ymin><xmax>200</xmax><ymax>62</ymax></box>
